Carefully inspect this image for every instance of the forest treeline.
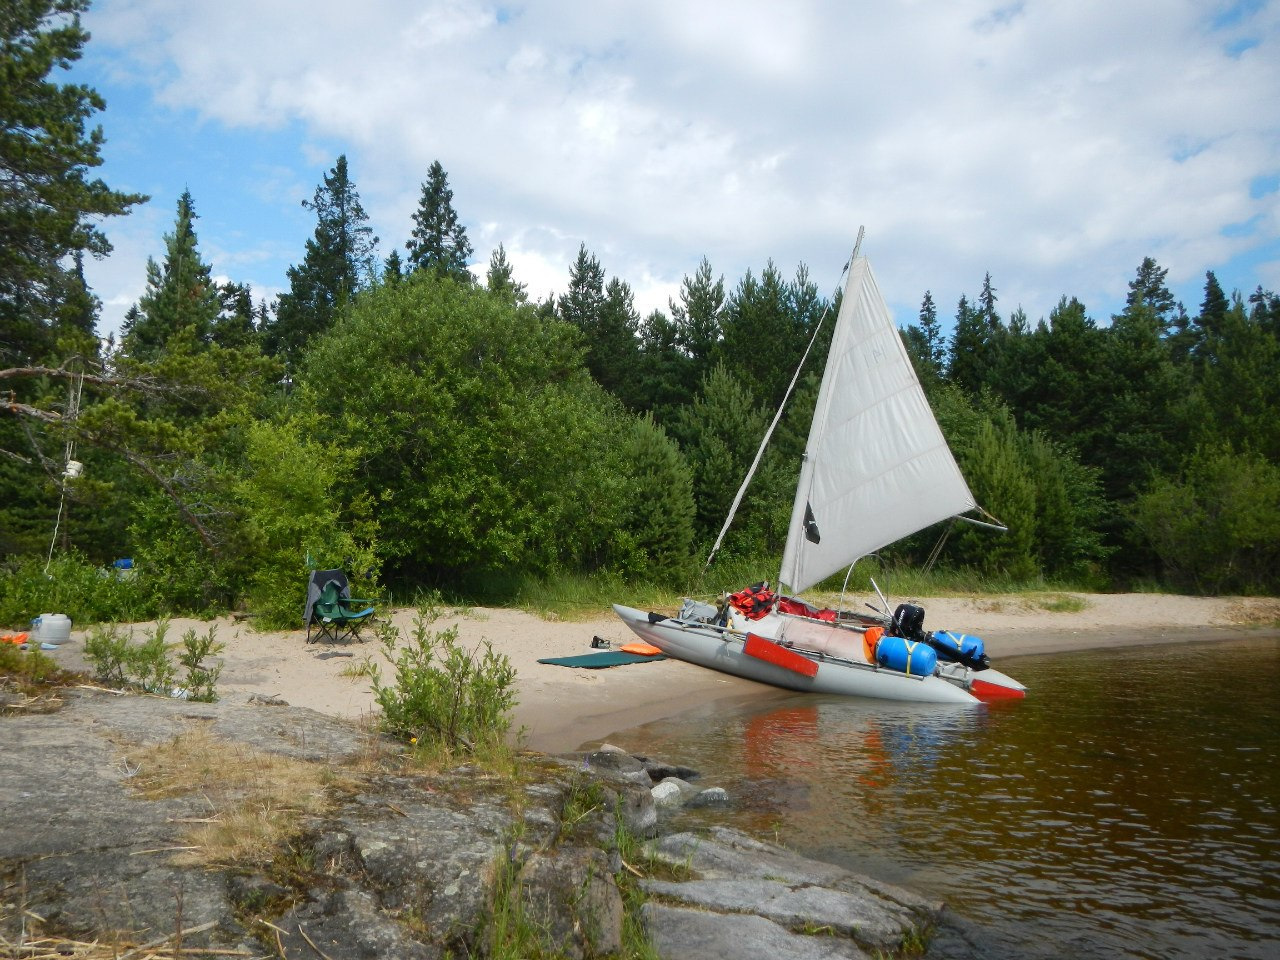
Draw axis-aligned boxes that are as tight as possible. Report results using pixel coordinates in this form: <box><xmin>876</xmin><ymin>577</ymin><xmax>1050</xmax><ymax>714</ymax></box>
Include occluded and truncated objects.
<box><xmin>3</xmin><ymin>2</ymin><xmax>1278</xmax><ymax>627</ymax></box>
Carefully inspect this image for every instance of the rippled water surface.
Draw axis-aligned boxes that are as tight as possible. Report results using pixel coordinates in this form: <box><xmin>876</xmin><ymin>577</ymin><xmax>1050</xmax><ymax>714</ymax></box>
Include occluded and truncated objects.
<box><xmin>608</xmin><ymin>636</ymin><xmax>1280</xmax><ymax>959</ymax></box>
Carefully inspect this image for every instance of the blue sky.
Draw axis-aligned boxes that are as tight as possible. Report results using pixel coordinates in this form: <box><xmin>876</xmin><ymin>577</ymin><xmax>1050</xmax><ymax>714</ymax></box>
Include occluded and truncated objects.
<box><xmin>68</xmin><ymin>0</ymin><xmax>1280</xmax><ymax>341</ymax></box>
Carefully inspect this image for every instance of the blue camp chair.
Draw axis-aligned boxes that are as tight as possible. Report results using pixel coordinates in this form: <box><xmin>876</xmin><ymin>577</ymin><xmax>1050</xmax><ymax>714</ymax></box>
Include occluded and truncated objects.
<box><xmin>304</xmin><ymin>569</ymin><xmax>376</xmax><ymax>643</ymax></box>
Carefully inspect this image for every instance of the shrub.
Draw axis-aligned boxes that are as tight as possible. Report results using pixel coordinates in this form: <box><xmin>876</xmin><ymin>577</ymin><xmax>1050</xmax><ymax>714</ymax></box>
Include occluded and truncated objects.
<box><xmin>369</xmin><ymin>602</ymin><xmax>517</xmax><ymax>754</ymax></box>
<box><xmin>0</xmin><ymin>553</ymin><xmax>154</xmax><ymax>629</ymax></box>
<box><xmin>83</xmin><ymin>619</ymin><xmax>224</xmax><ymax>700</ymax></box>
<box><xmin>1134</xmin><ymin>446</ymin><xmax>1280</xmax><ymax>594</ymax></box>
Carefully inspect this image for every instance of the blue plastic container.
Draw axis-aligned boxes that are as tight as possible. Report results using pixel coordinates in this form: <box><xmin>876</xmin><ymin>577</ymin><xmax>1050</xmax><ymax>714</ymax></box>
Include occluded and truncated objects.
<box><xmin>930</xmin><ymin>630</ymin><xmax>985</xmax><ymax>664</ymax></box>
<box><xmin>875</xmin><ymin>635</ymin><xmax>939</xmax><ymax>676</ymax></box>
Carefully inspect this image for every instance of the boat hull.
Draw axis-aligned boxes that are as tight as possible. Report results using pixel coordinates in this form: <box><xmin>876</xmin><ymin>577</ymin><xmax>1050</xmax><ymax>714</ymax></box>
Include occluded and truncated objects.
<box><xmin>613</xmin><ymin>604</ymin><xmax>1005</xmax><ymax>704</ymax></box>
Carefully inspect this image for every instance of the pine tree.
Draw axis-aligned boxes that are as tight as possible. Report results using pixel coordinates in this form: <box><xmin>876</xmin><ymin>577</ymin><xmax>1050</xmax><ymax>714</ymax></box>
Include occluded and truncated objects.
<box><xmin>485</xmin><ymin>243</ymin><xmax>527</xmax><ymax>304</ymax></box>
<box><xmin>382</xmin><ymin>249</ymin><xmax>404</xmax><ymax>285</ymax></box>
<box><xmin>1197</xmin><ymin>270</ymin><xmax>1230</xmax><ymax>343</ymax></box>
<box><xmin>121</xmin><ymin>191</ymin><xmax>220</xmax><ymax>359</ymax></box>
<box><xmin>717</xmin><ymin>261</ymin><xmax>805</xmax><ymax>408</ymax></box>
<box><xmin>595</xmin><ymin>277</ymin><xmax>642</xmax><ymax>402</ymax></box>
<box><xmin>636</xmin><ymin>308</ymin><xmax>692</xmax><ymax>417</ymax></box>
<box><xmin>406</xmin><ymin>160</ymin><xmax>472</xmax><ymax>282</ymax></box>
<box><xmin>264</xmin><ymin>155</ymin><xmax>377</xmax><ymax>363</ymax></box>
<box><xmin>670</xmin><ymin>257</ymin><xmax>725</xmax><ymax>382</ymax></box>
<box><xmin>0</xmin><ymin>0</ymin><xmax>146</xmax><ymax>362</ymax></box>
<box><xmin>1125</xmin><ymin>257</ymin><xmax>1178</xmax><ymax>333</ymax></box>
<box><xmin>558</xmin><ymin>244</ymin><xmax>606</xmax><ymax>332</ymax></box>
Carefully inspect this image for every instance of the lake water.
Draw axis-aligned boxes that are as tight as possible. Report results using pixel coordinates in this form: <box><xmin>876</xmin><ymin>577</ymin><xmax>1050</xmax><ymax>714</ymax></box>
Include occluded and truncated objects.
<box><xmin>606</xmin><ymin>636</ymin><xmax>1280</xmax><ymax>959</ymax></box>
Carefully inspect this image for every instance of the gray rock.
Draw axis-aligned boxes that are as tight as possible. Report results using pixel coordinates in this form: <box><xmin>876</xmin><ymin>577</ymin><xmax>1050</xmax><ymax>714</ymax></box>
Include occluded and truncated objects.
<box><xmin>642</xmin><ymin>876</ymin><xmax>909</xmax><ymax>950</ymax></box>
<box><xmin>641</xmin><ymin>827</ymin><xmax>942</xmax><ymax>955</ymax></box>
<box><xmin>642</xmin><ymin>902</ymin><xmax>872</xmax><ymax>959</ymax></box>
<box><xmin>576</xmin><ymin>748</ymin><xmax>654</xmax><ymax>786</ymax></box>
<box><xmin>689</xmin><ymin>786</ymin><xmax>731</xmax><ymax>808</ymax></box>
<box><xmin>519</xmin><ymin>846</ymin><xmax>624</xmax><ymax>959</ymax></box>
<box><xmin>1</xmin><ymin>686</ymin><xmax>943</xmax><ymax>960</ymax></box>
<box><xmin>651</xmin><ymin>779</ymin><xmax>685</xmax><ymax>809</ymax></box>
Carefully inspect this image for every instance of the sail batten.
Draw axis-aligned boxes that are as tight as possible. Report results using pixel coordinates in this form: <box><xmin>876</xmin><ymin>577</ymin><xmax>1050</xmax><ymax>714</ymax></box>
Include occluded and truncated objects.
<box><xmin>780</xmin><ymin>256</ymin><xmax>975</xmax><ymax>594</ymax></box>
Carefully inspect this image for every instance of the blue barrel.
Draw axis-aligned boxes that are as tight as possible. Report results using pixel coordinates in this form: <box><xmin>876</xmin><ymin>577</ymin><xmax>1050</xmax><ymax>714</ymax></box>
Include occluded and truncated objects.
<box><xmin>930</xmin><ymin>630</ymin><xmax>985</xmax><ymax>664</ymax></box>
<box><xmin>875</xmin><ymin>635</ymin><xmax>939</xmax><ymax>676</ymax></box>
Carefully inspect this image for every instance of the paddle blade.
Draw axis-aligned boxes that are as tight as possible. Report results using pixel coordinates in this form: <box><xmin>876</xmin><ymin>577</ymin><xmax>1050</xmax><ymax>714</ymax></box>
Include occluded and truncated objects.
<box><xmin>744</xmin><ymin>633</ymin><xmax>819</xmax><ymax>677</ymax></box>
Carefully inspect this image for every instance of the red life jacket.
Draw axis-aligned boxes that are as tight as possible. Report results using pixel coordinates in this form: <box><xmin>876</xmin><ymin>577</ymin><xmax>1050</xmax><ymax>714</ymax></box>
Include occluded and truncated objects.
<box><xmin>727</xmin><ymin>583</ymin><xmax>777</xmax><ymax>620</ymax></box>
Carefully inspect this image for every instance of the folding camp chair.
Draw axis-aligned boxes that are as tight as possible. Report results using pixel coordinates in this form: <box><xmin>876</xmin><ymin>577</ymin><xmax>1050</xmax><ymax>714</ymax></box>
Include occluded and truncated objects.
<box><xmin>304</xmin><ymin>569</ymin><xmax>377</xmax><ymax>643</ymax></box>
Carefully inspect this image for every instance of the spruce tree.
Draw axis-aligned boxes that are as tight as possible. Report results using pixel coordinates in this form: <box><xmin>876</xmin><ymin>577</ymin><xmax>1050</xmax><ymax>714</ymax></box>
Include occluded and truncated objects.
<box><xmin>264</xmin><ymin>155</ymin><xmax>377</xmax><ymax>363</ymax></box>
<box><xmin>213</xmin><ymin>281</ymin><xmax>258</xmax><ymax>350</ymax></box>
<box><xmin>406</xmin><ymin>160</ymin><xmax>472</xmax><ymax>282</ymax></box>
<box><xmin>947</xmin><ymin>294</ymin><xmax>987</xmax><ymax>394</ymax></box>
<box><xmin>904</xmin><ymin>290</ymin><xmax>944</xmax><ymax>389</ymax></box>
<box><xmin>485</xmin><ymin>243</ymin><xmax>527</xmax><ymax>304</ymax></box>
<box><xmin>121</xmin><ymin>191</ymin><xmax>220</xmax><ymax>359</ymax></box>
<box><xmin>1125</xmin><ymin>257</ymin><xmax>1178</xmax><ymax>333</ymax></box>
<box><xmin>595</xmin><ymin>277</ymin><xmax>642</xmax><ymax>402</ymax></box>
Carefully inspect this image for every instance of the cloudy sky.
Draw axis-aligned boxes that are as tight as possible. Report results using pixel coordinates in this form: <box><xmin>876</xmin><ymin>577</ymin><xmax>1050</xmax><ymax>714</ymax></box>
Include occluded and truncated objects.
<box><xmin>70</xmin><ymin>0</ymin><xmax>1278</xmax><ymax>341</ymax></box>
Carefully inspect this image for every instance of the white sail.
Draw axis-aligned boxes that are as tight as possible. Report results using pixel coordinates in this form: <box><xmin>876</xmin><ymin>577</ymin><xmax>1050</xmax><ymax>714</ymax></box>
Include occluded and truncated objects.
<box><xmin>779</xmin><ymin>256</ymin><xmax>976</xmax><ymax>594</ymax></box>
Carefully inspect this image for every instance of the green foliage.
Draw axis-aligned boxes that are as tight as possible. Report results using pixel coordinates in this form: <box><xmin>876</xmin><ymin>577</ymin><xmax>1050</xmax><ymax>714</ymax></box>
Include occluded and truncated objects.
<box><xmin>121</xmin><ymin>192</ymin><xmax>221</xmax><ymax>359</ymax></box>
<box><xmin>0</xmin><ymin>553</ymin><xmax>153</xmax><ymax>628</ymax></box>
<box><xmin>84</xmin><ymin>619</ymin><xmax>173</xmax><ymax>692</ymax></box>
<box><xmin>0</xmin><ymin>643</ymin><xmax>61</xmax><ymax>686</ymax></box>
<box><xmin>82</xmin><ymin>619</ymin><xmax>222</xmax><ymax>699</ymax></box>
<box><xmin>406</xmin><ymin>160</ymin><xmax>472</xmax><ymax>281</ymax></box>
<box><xmin>299</xmin><ymin>273</ymin><xmax>658</xmax><ymax>583</ymax></box>
<box><xmin>716</xmin><ymin>261</ymin><xmax>812</xmax><ymax>410</ymax></box>
<box><xmin>264</xmin><ymin>155</ymin><xmax>379</xmax><ymax>365</ymax></box>
<box><xmin>485</xmin><ymin>243</ymin><xmax>527</xmax><ymax>304</ymax></box>
<box><xmin>610</xmin><ymin>415</ymin><xmax>696</xmax><ymax>582</ymax></box>
<box><xmin>1133</xmin><ymin>447</ymin><xmax>1280</xmax><ymax>594</ymax></box>
<box><xmin>0</xmin><ymin>0</ymin><xmax>146</xmax><ymax>358</ymax></box>
<box><xmin>126</xmin><ymin>491</ymin><xmax>233</xmax><ymax>613</ymax></box>
<box><xmin>926</xmin><ymin>387</ymin><xmax>1108</xmax><ymax>581</ymax></box>
<box><xmin>954</xmin><ymin>410</ymin><xmax>1038</xmax><ymax>580</ymax></box>
<box><xmin>368</xmin><ymin>604</ymin><xmax>518</xmax><ymax>753</ymax></box>
<box><xmin>232</xmin><ymin>413</ymin><xmax>379</xmax><ymax>628</ymax></box>
<box><xmin>177</xmin><ymin>625</ymin><xmax>224</xmax><ymax>702</ymax></box>
<box><xmin>674</xmin><ymin>362</ymin><xmax>789</xmax><ymax>555</ymax></box>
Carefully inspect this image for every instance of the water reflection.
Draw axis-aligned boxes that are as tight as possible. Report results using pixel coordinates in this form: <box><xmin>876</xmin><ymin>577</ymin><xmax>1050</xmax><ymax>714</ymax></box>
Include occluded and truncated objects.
<box><xmin>611</xmin><ymin>637</ymin><xmax>1280</xmax><ymax>960</ymax></box>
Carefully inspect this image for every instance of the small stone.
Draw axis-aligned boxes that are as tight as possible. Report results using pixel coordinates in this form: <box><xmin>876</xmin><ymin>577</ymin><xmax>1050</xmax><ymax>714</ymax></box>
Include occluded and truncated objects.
<box><xmin>689</xmin><ymin>787</ymin><xmax>731</xmax><ymax>808</ymax></box>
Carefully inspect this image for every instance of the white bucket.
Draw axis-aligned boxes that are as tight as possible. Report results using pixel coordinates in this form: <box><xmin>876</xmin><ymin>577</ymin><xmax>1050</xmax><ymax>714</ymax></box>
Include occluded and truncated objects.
<box><xmin>31</xmin><ymin>613</ymin><xmax>72</xmax><ymax>646</ymax></box>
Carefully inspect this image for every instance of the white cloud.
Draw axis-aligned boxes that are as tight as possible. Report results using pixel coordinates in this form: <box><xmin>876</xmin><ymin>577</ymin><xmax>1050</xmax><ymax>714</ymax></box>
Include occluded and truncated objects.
<box><xmin>79</xmin><ymin>0</ymin><xmax>1280</xmax><ymax>337</ymax></box>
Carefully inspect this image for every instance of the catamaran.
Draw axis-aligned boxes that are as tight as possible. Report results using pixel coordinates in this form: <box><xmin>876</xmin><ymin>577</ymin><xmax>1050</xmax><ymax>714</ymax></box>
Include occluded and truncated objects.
<box><xmin>614</xmin><ymin>233</ymin><xmax>1026</xmax><ymax>704</ymax></box>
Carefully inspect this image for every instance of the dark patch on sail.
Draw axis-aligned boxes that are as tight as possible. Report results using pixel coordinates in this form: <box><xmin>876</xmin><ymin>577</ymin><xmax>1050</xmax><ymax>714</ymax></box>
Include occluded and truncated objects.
<box><xmin>804</xmin><ymin>503</ymin><xmax>821</xmax><ymax>544</ymax></box>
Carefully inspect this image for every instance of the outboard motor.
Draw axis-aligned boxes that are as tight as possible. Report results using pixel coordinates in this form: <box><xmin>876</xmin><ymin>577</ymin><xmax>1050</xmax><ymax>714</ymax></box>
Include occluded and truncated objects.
<box><xmin>890</xmin><ymin>603</ymin><xmax>927</xmax><ymax>642</ymax></box>
<box><xmin>892</xmin><ymin>602</ymin><xmax>990</xmax><ymax>671</ymax></box>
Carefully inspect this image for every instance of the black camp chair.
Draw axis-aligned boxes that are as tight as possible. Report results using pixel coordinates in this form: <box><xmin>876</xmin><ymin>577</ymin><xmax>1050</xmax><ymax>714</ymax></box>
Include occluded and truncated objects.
<box><xmin>304</xmin><ymin>569</ymin><xmax>377</xmax><ymax>643</ymax></box>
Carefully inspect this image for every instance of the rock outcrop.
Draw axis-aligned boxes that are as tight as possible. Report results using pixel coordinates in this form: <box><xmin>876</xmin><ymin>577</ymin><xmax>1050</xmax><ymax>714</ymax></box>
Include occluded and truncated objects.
<box><xmin>1</xmin><ymin>687</ymin><xmax>942</xmax><ymax>958</ymax></box>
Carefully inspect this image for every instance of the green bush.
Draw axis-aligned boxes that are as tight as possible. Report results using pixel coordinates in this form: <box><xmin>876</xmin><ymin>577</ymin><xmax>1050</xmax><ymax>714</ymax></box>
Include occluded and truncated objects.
<box><xmin>233</xmin><ymin>414</ymin><xmax>379</xmax><ymax>629</ymax></box>
<box><xmin>1134</xmin><ymin>446</ymin><xmax>1280</xmax><ymax>594</ymax></box>
<box><xmin>369</xmin><ymin>603</ymin><xmax>517</xmax><ymax>753</ymax></box>
<box><xmin>83</xmin><ymin>619</ymin><xmax>224</xmax><ymax>699</ymax></box>
<box><xmin>0</xmin><ymin>553</ymin><xmax>154</xmax><ymax>629</ymax></box>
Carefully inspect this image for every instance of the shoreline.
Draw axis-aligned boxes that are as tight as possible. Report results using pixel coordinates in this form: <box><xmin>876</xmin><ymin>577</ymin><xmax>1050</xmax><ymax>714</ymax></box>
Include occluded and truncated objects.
<box><xmin>40</xmin><ymin>593</ymin><xmax>1280</xmax><ymax>754</ymax></box>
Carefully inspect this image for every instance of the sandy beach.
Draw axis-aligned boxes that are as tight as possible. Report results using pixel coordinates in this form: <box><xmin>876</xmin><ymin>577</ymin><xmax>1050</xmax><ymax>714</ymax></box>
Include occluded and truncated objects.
<box><xmin>41</xmin><ymin>592</ymin><xmax>1280</xmax><ymax>753</ymax></box>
